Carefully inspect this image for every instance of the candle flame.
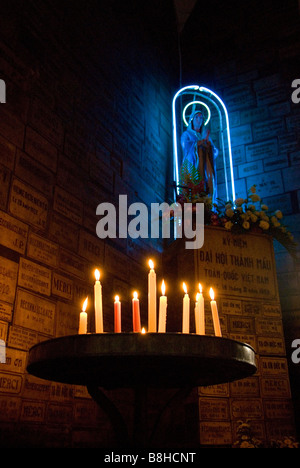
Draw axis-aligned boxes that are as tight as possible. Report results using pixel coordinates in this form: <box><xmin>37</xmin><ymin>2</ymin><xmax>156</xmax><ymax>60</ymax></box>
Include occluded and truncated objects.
<box><xmin>82</xmin><ymin>296</ymin><xmax>88</xmax><ymax>312</ymax></box>
<box><xmin>133</xmin><ymin>291</ymin><xmax>138</xmax><ymax>299</ymax></box>
<box><xmin>209</xmin><ymin>287</ymin><xmax>215</xmax><ymax>300</ymax></box>
<box><xmin>196</xmin><ymin>292</ymin><xmax>200</xmax><ymax>301</ymax></box>
<box><xmin>94</xmin><ymin>269</ymin><xmax>100</xmax><ymax>281</ymax></box>
<box><xmin>148</xmin><ymin>259</ymin><xmax>154</xmax><ymax>269</ymax></box>
<box><xmin>115</xmin><ymin>295</ymin><xmax>119</xmax><ymax>302</ymax></box>
<box><xmin>199</xmin><ymin>283</ymin><xmax>202</xmax><ymax>293</ymax></box>
<box><xmin>141</xmin><ymin>327</ymin><xmax>146</xmax><ymax>334</ymax></box>
<box><xmin>183</xmin><ymin>282</ymin><xmax>187</xmax><ymax>294</ymax></box>
<box><xmin>161</xmin><ymin>279</ymin><xmax>166</xmax><ymax>296</ymax></box>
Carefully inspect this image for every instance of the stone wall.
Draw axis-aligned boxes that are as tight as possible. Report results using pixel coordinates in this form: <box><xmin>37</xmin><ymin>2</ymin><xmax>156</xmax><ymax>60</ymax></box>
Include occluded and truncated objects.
<box><xmin>180</xmin><ymin>0</ymin><xmax>300</xmax><ymax>437</ymax></box>
<box><xmin>0</xmin><ymin>0</ymin><xmax>177</xmax><ymax>447</ymax></box>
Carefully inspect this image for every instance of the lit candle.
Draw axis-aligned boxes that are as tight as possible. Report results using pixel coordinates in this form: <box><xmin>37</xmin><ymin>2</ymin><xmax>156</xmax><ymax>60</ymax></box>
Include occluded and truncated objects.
<box><xmin>198</xmin><ymin>283</ymin><xmax>205</xmax><ymax>335</ymax></box>
<box><xmin>158</xmin><ymin>280</ymin><xmax>167</xmax><ymax>333</ymax></box>
<box><xmin>209</xmin><ymin>287</ymin><xmax>222</xmax><ymax>337</ymax></box>
<box><xmin>141</xmin><ymin>327</ymin><xmax>146</xmax><ymax>334</ymax></box>
<box><xmin>182</xmin><ymin>282</ymin><xmax>190</xmax><ymax>333</ymax></box>
<box><xmin>94</xmin><ymin>269</ymin><xmax>103</xmax><ymax>333</ymax></box>
<box><xmin>148</xmin><ymin>260</ymin><xmax>157</xmax><ymax>332</ymax></box>
<box><xmin>114</xmin><ymin>295</ymin><xmax>121</xmax><ymax>333</ymax></box>
<box><xmin>132</xmin><ymin>291</ymin><xmax>141</xmax><ymax>332</ymax></box>
<box><xmin>79</xmin><ymin>297</ymin><xmax>88</xmax><ymax>334</ymax></box>
<box><xmin>195</xmin><ymin>292</ymin><xmax>200</xmax><ymax>334</ymax></box>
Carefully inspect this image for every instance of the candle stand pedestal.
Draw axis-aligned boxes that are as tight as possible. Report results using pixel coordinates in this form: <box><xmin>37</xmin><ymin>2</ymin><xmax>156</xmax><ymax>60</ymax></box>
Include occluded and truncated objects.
<box><xmin>27</xmin><ymin>333</ymin><xmax>256</xmax><ymax>447</ymax></box>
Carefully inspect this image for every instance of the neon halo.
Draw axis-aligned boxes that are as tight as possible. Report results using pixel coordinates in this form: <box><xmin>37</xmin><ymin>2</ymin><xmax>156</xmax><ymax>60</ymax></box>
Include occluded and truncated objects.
<box><xmin>182</xmin><ymin>100</ymin><xmax>211</xmax><ymax>126</ymax></box>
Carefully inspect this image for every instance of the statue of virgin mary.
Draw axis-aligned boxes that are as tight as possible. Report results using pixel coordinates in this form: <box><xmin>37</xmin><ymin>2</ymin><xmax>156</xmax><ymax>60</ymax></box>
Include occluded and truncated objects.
<box><xmin>181</xmin><ymin>110</ymin><xmax>218</xmax><ymax>202</ymax></box>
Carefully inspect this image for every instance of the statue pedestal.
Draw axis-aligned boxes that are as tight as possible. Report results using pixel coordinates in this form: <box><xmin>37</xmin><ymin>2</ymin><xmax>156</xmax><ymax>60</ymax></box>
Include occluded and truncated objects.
<box><xmin>162</xmin><ymin>226</ymin><xmax>296</xmax><ymax>446</ymax></box>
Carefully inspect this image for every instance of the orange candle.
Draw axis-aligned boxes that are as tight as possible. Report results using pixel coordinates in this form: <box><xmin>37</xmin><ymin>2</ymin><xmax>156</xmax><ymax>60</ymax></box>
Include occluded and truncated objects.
<box><xmin>209</xmin><ymin>287</ymin><xmax>222</xmax><ymax>337</ymax></box>
<box><xmin>114</xmin><ymin>295</ymin><xmax>121</xmax><ymax>333</ymax></box>
<box><xmin>132</xmin><ymin>291</ymin><xmax>141</xmax><ymax>332</ymax></box>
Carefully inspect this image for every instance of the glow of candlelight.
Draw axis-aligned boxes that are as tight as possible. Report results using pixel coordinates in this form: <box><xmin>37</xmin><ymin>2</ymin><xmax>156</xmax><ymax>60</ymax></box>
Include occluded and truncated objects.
<box><xmin>141</xmin><ymin>327</ymin><xmax>146</xmax><ymax>334</ymax></box>
<box><xmin>161</xmin><ymin>279</ymin><xmax>166</xmax><ymax>296</ymax></box>
<box><xmin>95</xmin><ymin>269</ymin><xmax>100</xmax><ymax>281</ymax></box>
<box><xmin>149</xmin><ymin>259</ymin><xmax>154</xmax><ymax>269</ymax></box>
<box><xmin>209</xmin><ymin>287</ymin><xmax>214</xmax><ymax>300</ymax></box>
<box><xmin>183</xmin><ymin>282</ymin><xmax>187</xmax><ymax>294</ymax></box>
<box><xmin>82</xmin><ymin>296</ymin><xmax>88</xmax><ymax>311</ymax></box>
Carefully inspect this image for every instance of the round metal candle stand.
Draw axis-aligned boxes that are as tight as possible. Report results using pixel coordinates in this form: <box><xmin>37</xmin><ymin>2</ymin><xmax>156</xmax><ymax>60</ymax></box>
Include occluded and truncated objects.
<box><xmin>27</xmin><ymin>333</ymin><xmax>256</xmax><ymax>447</ymax></box>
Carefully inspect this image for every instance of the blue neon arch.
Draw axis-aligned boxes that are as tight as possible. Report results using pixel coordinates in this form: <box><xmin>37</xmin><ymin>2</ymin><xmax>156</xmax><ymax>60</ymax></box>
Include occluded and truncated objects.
<box><xmin>172</xmin><ymin>85</ymin><xmax>235</xmax><ymax>204</ymax></box>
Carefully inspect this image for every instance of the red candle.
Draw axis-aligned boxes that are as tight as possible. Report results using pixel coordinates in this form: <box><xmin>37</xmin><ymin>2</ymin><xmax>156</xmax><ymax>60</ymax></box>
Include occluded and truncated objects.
<box><xmin>132</xmin><ymin>291</ymin><xmax>141</xmax><ymax>332</ymax></box>
<box><xmin>114</xmin><ymin>295</ymin><xmax>121</xmax><ymax>333</ymax></box>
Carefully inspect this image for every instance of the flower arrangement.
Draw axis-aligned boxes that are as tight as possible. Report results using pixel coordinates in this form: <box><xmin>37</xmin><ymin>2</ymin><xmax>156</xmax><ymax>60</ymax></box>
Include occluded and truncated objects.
<box><xmin>175</xmin><ymin>162</ymin><xmax>297</xmax><ymax>256</ymax></box>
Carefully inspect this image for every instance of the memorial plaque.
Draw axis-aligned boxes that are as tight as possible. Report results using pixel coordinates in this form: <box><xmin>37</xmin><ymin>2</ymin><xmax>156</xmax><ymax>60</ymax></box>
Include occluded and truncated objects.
<box><xmin>246</xmin><ymin>170</ymin><xmax>284</xmax><ymax>198</ymax></box>
<box><xmin>246</xmin><ymin>139</ymin><xmax>278</xmax><ymax>162</ymax></box>
<box><xmin>0</xmin><ymin>210</ymin><xmax>28</xmax><ymax>254</ymax></box>
<box><xmin>0</xmin><ymin>133</ymin><xmax>16</xmax><ymax>170</ymax></box>
<box><xmin>261</xmin><ymin>377</ymin><xmax>291</xmax><ymax>398</ymax></box>
<box><xmin>74</xmin><ymin>400</ymin><xmax>99</xmax><ymax>427</ymax></box>
<box><xmin>9</xmin><ymin>178</ymin><xmax>48</xmax><ymax>230</ymax></box>
<box><xmin>0</xmin><ymin>164</ymin><xmax>10</xmax><ymax>210</ymax></box>
<box><xmin>55</xmin><ymin>301</ymin><xmax>78</xmax><ymax>337</ymax></box>
<box><xmin>0</xmin><ymin>321</ymin><xmax>8</xmax><ymax>342</ymax></box>
<box><xmin>52</xmin><ymin>272</ymin><xmax>73</xmax><ymax>301</ymax></box>
<box><xmin>231</xmin><ymin>398</ymin><xmax>263</xmax><ymax>419</ymax></box>
<box><xmin>18</xmin><ymin>257</ymin><xmax>51</xmax><ymax>296</ymax></box>
<box><xmin>198</xmin><ymin>383</ymin><xmax>229</xmax><ymax>397</ymax></box>
<box><xmin>8</xmin><ymin>325</ymin><xmax>38</xmax><ymax>351</ymax></box>
<box><xmin>238</xmin><ymin>160</ymin><xmax>263</xmax><ymax>178</ymax></box>
<box><xmin>264</xmin><ymin>400</ymin><xmax>294</xmax><ymax>419</ymax></box>
<box><xmin>28</xmin><ymin>97</ymin><xmax>64</xmax><ymax>147</ymax></box>
<box><xmin>260</xmin><ymin>357</ymin><xmax>289</xmax><ymax>376</ymax></box>
<box><xmin>20</xmin><ymin>400</ymin><xmax>46</xmax><ymax>423</ymax></box>
<box><xmin>257</xmin><ymin>336</ymin><xmax>285</xmax><ymax>355</ymax></box>
<box><xmin>15</xmin><ymin>150</ymin><xmax>54</xmax><ymax>197</ymax></box>
<box><xmin>0</xmin><ymin>347</ymin><xmax>27</xmax><ymax>373</ymax></box>
<box><xmin>252</xmin><ymin>118</ymin><xmax>284</xmax><ymax>141</ymax></box>
<box><xmin>53</xmin><ymin>186</ymin><xmax>83</xmax><ymax>225</ymax></box>
<box><xmin>191</xmin><ymin>227</ymin><xmax>279</xmax><ymax>300</ymax></box>
<box><xmin>47</xmin><ymin>403</ymin><xmax>73</xmax><ymax>424</ymax></box>
<box><xmin>27</xmin><ymin>232</ymin><xmax>59</xmax><ymax>267</ymax></box>
<box><xmin>0</xmin><ymin>372</ymin><xmax>22</xmax><ymax>394</ymax></box>
<box><xmin>0</xmin><ymin>257</ymin><xmax>18</xmax><ymax>304</ymax></box>
<box><xmin>22</xmin><ymin>374</ymin><xmax>51</xmax><ymax>400</ymax></box>
<box><xmin>59</xmin><ymin>249</ymin><xmax>87</xmax><ymax>280</ymax></box>
<box><xmin>0</xmin><ymin>396</ymin><xmax>21</xmax><ymax>421</ymax></box>
<box><xmin>229</xmin><ymin>376</ymin><xmax>260</xmax><ymax>396</ymax></box>
<box><xmin>50</xmin><ymin>382</ymin><xmax>74</xmax><ymax>402</ymax></box>
<box><xmin>0</xmin><ymin>301</ymin><xmax>12</xmax><ymax>322</ymax></box>
<box><xmin>24</xmin><ymin>126</ymin><xmax>58</xmax><ymax>173</ymax></box>
<box><xmin>228</xmin><ymin>316</ymin><xmax>255</xmax><ymax>334</ymax></box>
<box><xmin>230</xmin><ymin>124</ymin><xmax>252</xmax><ymax>145</ymax></box>
<box><xmin>49</xmin><ymin>212</ymin><xmax>79</xmax><ymax>252</ymax></box>
<box><xmin>14</xmin><ymin>288</ymin><xmax>55</xmax><ymax>336</ymax></box>
<box><xmin>255</xmin><ymin>317</ymin><xmax>283</xmax><ymax>336</ymax></box>
<box><xmin>199</xmin><ymin>398</ymin><xmax>229</xmax><ymax>420</ymax></box>
<box><xmin>199</xmin><ymin>421</ymin><xmax>232</xmax><ymax>445</ymax></box>
<box><xmin>78</xmin><ymin>229</ymin><xmax>104</xmax><ymax>265</ymax></box>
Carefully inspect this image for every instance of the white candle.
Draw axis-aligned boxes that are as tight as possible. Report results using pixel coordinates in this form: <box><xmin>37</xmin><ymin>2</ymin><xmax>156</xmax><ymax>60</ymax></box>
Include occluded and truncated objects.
<box><xmin>79</xmin><ymin>297</ymin><xmax>88</xmax><ymax>334</ymax></box>
<box><xmin>195</xmin><ymin>292</ymin><xmax>200</xmax><ymax>334</ymax></box>
<box><xmin>198</xmin><ymin>283</ymin><xmax>205</xmax><ymax>335</ymax></box>
<box><xmin>209</xmin><ymin>287</ymin><xmax>222</xmax><ymax>337</ymax></box>
<box><xmin>148</xmin><ymin>259</ymin><xmax>157</xmax><ymax>332</ymax></box>
<box><xmin>94</xmin><ymin>269</ymin><xmax>103</xmax><ymax>333</ymax></box>
<box><xmin>182</xmin><ymin>282</ymin><xmax>190</xmax><ymax>333</ymax></box>
<box><xmin>158</xmin><ymin>280</ymin><xmax>167</xmax><ymax>333</ymax></box>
